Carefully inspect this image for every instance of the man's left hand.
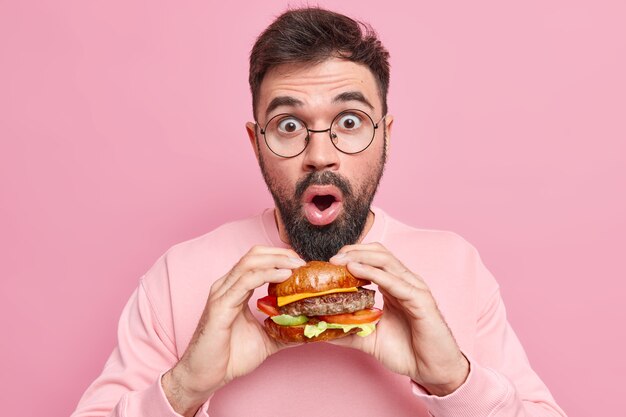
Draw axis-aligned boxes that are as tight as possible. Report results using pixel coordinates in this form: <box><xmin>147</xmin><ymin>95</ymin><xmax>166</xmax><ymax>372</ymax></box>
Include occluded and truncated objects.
<box><xmin>329</xmin><ymin>242</ymin><xmax>469</xmax><ymax>396</ymax></box>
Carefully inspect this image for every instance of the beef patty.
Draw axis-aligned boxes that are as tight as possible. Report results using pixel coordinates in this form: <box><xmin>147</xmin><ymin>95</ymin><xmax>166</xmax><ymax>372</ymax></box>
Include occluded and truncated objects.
<box><xmin>279</xmin><ymin>287</ymin><xmax>375</xmax><ymax>316</ymax></box>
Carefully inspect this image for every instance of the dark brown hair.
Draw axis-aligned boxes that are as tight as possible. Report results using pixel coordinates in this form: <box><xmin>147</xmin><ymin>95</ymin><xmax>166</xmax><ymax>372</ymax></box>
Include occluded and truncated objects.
<box><xmin>249</xmin><ymin>7</ymin><xmax>390</xmax><ymax>119</ymax></box>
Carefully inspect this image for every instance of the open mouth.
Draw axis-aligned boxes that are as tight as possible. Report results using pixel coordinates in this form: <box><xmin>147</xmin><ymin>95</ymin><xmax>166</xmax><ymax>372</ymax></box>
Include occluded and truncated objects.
<box><xmin>312</xmin><ymin>194</ymin><xmax>336</xmax><ymax>211</ymax></box>
<box><xmin>302</xmin><ymin>185</ymin><xmax>344</xmax><ymax>226</ymax></box>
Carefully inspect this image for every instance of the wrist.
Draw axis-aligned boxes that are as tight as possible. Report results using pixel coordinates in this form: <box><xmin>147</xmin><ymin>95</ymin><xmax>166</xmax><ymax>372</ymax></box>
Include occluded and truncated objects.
<box><xmin>415</xmin><ymin>354</ymin><xmax>470</xmax><ymax>397</ymax></box>
<box><xmin>161</xmin><ymin>366</ymin><xmax>213</xmax><ymax>417</ymax></box>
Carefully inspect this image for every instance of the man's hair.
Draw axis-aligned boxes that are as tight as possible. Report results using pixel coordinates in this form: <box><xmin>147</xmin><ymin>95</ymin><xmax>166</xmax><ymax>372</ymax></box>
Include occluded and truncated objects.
<box><xmin>249</xmin><ymin>7</ymin><xmax>390</xmax><ymax>119</ymax></box>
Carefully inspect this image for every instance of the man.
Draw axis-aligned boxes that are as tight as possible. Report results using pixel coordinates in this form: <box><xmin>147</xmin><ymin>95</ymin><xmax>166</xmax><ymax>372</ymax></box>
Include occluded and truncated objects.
<box><xmin>72</xmin><ymin>7</ymin><xmax>566</xmax><ymax>417</ymax></box>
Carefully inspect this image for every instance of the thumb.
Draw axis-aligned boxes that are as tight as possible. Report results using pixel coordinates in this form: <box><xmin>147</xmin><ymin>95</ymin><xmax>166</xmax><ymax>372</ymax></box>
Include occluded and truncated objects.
<box><xmin>326</xmin><ymin>333</ymin><xmax>365</xmax><ymax>351</ymax></box>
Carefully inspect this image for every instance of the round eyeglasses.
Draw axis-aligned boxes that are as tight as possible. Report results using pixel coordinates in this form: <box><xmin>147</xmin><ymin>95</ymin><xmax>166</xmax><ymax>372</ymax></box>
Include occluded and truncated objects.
<box><xmin>256</xmin><ymin>109</ymin><xmax>386</xmax><ymax>158</ymax></box>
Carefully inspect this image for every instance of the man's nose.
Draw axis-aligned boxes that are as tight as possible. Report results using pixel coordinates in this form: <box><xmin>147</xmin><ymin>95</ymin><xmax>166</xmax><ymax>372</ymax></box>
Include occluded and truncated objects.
<box><xmin>301</xmin><ymin>129</ymin><xmax>340</xmax><ymax>172</ymax></box>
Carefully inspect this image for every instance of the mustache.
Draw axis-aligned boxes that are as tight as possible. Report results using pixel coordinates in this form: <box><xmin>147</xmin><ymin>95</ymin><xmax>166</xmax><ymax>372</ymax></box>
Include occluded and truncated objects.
<box><xmin>294</xmin><ymin>170</ymin><xmax>353</xmax><ymax>200</ymax></box>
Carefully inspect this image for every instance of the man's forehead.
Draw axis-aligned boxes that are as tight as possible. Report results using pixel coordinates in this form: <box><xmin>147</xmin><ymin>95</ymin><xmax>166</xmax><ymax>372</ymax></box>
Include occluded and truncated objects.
<box><xmin>258</xmin><ymin>58</ymin><xmax>380</xmax><ymax>115</ymax></box>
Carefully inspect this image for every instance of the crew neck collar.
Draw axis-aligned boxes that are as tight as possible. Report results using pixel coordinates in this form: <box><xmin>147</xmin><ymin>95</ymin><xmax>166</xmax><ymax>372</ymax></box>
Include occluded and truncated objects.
<box><xmin>261</xmin><ymin>205</ymin><xmax>387</xmax><ymax>249</ymax></box>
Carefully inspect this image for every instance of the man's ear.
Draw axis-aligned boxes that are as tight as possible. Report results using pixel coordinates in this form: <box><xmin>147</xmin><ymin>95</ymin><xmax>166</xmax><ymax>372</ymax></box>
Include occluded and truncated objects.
<box><xmin>246</xmin><ymin>121</ymin><xmax>260</xmax><ymax>162</ymax></box>
<box><xmin>384</xmin><ymin>115</ymin><xmax>394</xmax><ymax>155</ymax></box>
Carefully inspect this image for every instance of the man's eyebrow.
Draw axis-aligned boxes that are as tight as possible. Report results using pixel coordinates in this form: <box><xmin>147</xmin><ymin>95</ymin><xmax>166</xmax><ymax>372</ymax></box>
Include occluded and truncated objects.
<box><xmin>332</xmin><ymin>91</ymin><xmax>374</xmax><ymax>110</ymax></box>
<box><xmin>265</xmin><ymin>96</ymin><xmax>304</xmax><ymax>119</ymax></box>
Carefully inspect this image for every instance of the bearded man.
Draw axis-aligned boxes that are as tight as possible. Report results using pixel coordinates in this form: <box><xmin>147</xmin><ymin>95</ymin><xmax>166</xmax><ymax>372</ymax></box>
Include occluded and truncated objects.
<box><xmin>72</xmin><ymin>7</ymin><xmax>566</xmax><ymax>417</ymax></box>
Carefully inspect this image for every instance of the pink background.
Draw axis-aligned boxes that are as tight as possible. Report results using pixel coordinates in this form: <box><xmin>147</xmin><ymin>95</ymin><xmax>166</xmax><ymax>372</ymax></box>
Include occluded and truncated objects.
<box><xmin>1</xmin><ymin>1</ymin><xmax>624</xmax><ymax>415</ymax></box>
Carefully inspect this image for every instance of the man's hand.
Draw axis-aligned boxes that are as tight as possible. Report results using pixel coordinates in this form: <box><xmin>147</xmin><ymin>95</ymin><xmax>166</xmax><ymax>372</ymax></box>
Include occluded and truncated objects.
<box><xmin>329</xmin><ymin>242</ymin><xmax>469</xmax><ymax>396</ymax></box>
<box><xmin>162</xmin><ymin>246</ymin><xmax>306</xmax><ymax>416</ymax></box>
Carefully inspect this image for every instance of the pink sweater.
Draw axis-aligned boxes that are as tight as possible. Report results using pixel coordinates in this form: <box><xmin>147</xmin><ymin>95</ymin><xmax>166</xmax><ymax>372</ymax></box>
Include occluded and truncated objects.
<box><xmin>72</xmin><ymin>207</ymin><xmax>566</xmax><ymax>417</ymax></box>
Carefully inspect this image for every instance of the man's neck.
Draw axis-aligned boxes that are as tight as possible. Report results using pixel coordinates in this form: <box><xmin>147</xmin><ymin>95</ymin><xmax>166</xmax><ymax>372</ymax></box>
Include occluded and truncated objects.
<box><xmin>273</xmin><ymin>208</ymin><xmax>376</xmax><ymax>246</ymax></box>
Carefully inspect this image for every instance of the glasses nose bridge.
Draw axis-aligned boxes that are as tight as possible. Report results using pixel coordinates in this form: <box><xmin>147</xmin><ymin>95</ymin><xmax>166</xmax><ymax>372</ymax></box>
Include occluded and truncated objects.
<box><xmin>304</xmin><ymin>125</ymin><xmax>339</xmax><ymax>157</ymax></box>
<box><xmin>306</xmin><ymin>127</ymin><xmax>337</xmax><ymax>143</ymax></box>
<box><xmin>307</xmin><ymin>127</ymin><xmax>331</xmax><ymax>135</ymax></box>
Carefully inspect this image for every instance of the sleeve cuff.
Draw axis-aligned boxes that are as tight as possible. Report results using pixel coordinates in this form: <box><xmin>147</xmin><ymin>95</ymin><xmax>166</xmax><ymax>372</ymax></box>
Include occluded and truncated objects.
<box><xmin>410</xmin><ymin>356</ymin><xmax>513</xmax><ymax>417</ymax></box>
<box><xmin>119</xmin><ymin>373</ymin><xmax>211</xmax><ymax>417</ymax></box>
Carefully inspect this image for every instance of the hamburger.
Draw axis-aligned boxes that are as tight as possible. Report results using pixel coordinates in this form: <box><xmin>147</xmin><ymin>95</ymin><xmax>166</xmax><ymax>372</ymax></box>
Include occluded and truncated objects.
<box><xmin>257</xmin><ymin>261</ymin><xmax>382</xmax><ymax>343</ymax></box>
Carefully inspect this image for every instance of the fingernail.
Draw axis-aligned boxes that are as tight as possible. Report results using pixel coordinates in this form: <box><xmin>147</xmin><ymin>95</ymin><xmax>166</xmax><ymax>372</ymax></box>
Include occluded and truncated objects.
<box><xmin>276</xmin><ymin>269</ymin><xmax>292</xmax><ymax>277</ymax></box>
<box><xmin>288</xmin><ymin>257</ymin><xmax>306</xmax><ymax>266</ymax></box>
<box><xmin>332</xmin><ymin>253</ymin><xmax>346</xmax><ymax>260</ymax></box>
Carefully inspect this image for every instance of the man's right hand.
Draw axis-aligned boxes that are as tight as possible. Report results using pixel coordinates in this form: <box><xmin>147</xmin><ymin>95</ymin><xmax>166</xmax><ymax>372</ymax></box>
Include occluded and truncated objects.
<box><xmin>161</xmin><ymin>246</ymin><xmax>306</xmax><ymax>417</ymax></box>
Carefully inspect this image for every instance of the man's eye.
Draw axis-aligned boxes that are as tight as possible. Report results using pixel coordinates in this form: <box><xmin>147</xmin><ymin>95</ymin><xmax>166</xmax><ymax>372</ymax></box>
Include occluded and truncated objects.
<box><xmin>337</xmin><ymin>114</ymin><xmax>362</xmax><ymax>130</ymax></box>
<box><xmin>277</xmin><ymin>118</ymin><xmax>304</xmax><ymax>133</ymax></box>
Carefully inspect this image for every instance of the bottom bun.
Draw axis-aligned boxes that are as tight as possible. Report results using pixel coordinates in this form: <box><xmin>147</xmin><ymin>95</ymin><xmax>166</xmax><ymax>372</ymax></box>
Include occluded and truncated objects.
<box><xmin>264</xmin><ymin>317</ymin><xmax>359</xmax><ymax>344</ymax></box>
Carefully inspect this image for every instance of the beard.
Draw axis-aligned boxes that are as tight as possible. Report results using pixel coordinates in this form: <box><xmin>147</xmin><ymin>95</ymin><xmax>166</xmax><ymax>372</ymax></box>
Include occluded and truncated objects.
<box><xmin>257</xmin><ymin>138</ymin><xmax>387</xmax><ymax>261</ymax></box>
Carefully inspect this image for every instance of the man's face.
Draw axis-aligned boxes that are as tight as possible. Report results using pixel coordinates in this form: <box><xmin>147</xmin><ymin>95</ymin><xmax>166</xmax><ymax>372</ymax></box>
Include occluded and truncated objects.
<box><xmin>246</xmin><ymin>58</ymin><xmax>393</xmax><ymax>261</ymax></box>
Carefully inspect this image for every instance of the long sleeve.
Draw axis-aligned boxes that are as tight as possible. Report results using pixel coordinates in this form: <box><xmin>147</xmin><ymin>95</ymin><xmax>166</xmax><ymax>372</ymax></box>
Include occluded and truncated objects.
<box><xmin>71</xmin><ymin>209</ymin><xmax>566</xmax><ymax>416</ymax></box>
<box><xmin>411</xmin><ymin>255</ymin><xmax>567</xmax><ymax>416</ymax></box>
<box><xmin>70</xmin><ymin>278</ymin><xmax>210</xmax><ymax>417</ymax></box>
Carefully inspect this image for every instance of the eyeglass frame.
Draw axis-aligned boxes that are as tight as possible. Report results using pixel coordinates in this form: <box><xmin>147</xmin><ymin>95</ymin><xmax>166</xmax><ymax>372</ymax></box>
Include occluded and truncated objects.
<box><xmin>255</xmin><ymin>109</ymin><xmax>387</xmax><ymax>158</ymax></box>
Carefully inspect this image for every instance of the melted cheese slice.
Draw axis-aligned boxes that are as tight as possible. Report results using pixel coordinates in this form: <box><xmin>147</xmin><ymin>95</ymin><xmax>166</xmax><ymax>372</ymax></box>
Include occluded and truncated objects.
<box><xmin>277</xmin><ymin>287</ymin><xmax>358</xmax><ymax>307</ymax></box>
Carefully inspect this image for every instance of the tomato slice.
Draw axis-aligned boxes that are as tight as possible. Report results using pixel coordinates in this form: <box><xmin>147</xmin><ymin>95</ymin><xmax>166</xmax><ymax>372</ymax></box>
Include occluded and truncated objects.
<box><xmin>318</xmin><ymin>308</ymin><xmax>383</xmax><ymax>324</ymax></box>
<box><xmin>257</xmin><ymin>295</ymin><xmax>280</xmax><ymax>317</ymax></box>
